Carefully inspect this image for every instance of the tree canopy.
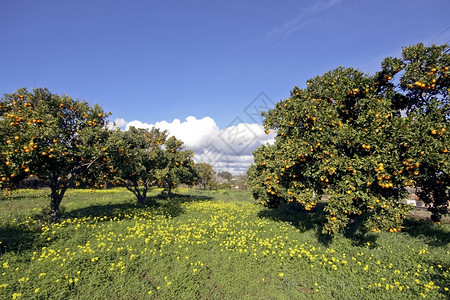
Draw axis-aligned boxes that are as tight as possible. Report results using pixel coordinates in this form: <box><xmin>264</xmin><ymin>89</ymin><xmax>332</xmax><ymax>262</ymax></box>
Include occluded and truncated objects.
<box><xmin>193</xmin><ymin>162</ymin><xmax>217</xmax><ymax>190</ymax></box>
<box><xmin>106</xmin><ymin>126</ymin><xmax>167</xmax><ymax>204</ymax></box>
<box><xmin>157</xmin><ymin>136</ymin><xmax>196</xmax><ymax>195</ymax></box>
<box><xmin>0</xmin><ymin>88</ymin><xmax>110</xmax><ymax>219</ymax></box>
<box><xmin>247</xmin><ymin>43</ymin><xmax>449</xmax><ymax>234</ymax></box>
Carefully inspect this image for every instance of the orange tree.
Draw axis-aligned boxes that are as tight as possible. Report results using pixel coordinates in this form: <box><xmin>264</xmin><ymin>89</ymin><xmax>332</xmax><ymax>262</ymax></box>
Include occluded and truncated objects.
<box><xmin>105</xmin><ymin>126</ymin><xmax>167</xmax><ymax>204</ymax></box>
<box><xmin>377</xmin><ymin>43</ymin><xmax>449</xmax><ymax>222</ymax></box>
<box><xmin>157</xmin><ymin>136</ymin><xmax>195</xmax><ymax>195</ymax></box>
<box><xmin>193</xmin><ymin>162</ymin><xmax>216</xmax><ymax>190</ymax></box>
<box><xmin>247</xmin><ymin>43</ymin><xmax>449</xmax><ymax>234</ymax></box>
<box><xmin>0</xmin><ymin>88</ymin><xmax>109</xmax><ymax>219</ymax></box>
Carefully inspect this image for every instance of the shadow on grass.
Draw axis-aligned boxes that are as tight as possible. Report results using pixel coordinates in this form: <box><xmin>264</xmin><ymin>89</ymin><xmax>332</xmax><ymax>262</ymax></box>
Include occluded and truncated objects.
<box><xmin>401</xmin><ymin>218</ymin><xmax>450</xmax><ymax>247</ymax></box>
<box><xmin>65</xmin><ymin>193</ymin><xmax>213</xmax><ymax>221</ymax></box>
<box><xmin>429</xmin><ymin>264</ymin><xmax>450</xmax><ymax>298</ymax></box>
<box><xmin>258</xmin><ymin>201</ymin><xmax>380</xmax><ymax>247</ymax></box>
<box><xmin>342</xmin><ymin>219</ymin><xmax>379</xmax><ymax>247</ymax></box>
<box><xmin>257</xmin><ymin>201</ymin><xmax>334</xmax><ymax>246</ymax></box>
<box><xmin>0</xmin><ymin>225</ymin><xmax>41</xmax><ymax>255</ymax></box>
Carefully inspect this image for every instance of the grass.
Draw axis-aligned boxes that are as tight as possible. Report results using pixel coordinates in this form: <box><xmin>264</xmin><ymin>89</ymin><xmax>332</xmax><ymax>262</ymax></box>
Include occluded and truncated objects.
<box><xmin>0</xmin><ymin>188</ymin><xmax>449</xmax><ymax>299</ymax></box>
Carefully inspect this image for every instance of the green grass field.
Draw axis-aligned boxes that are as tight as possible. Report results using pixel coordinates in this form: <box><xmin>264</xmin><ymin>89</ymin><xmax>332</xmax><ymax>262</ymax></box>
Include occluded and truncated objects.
<box><xmin>0</xmin><ymin>188</ymin><xmax>449</xmax><ymax>299</ymax></box>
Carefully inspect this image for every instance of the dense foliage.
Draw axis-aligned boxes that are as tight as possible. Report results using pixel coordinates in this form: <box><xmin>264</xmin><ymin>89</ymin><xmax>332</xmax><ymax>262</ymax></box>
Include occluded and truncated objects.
<box><xmin>106</xmin><ymin>127</ymin><xmax>197</xmax><ymax>202</ymax></box>
<box><xmin>248</xmin><ymin>43</ymin><xmax>449</xmax><ymax>234</ymax></box>
<box><xmin>105</xmin><ymin>127</ymin><xmax>167</xmax><ymax>203</ymax></box>
<box><xmin>157</xmin><ymin>136</ymin><xmax>196</xmax><ymax>195</ymax></box>
<box><xmin>0</xmin><ymin>88</ymin><xmax>109</xmax><ymax>219</ymax></box>
<box><xmin>0</xmin><ymin>88</ymin><xmax>199</xmax><ymax>210</ymax></box>
<box><xmin>193</xmin><ymin>162</ymin><xmax>217</xmax><ymax>189</ymax></box>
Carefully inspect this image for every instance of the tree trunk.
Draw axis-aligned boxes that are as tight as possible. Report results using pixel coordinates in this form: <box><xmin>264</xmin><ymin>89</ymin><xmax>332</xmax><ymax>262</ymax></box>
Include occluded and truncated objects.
<box><xmin>136</xmin><ymin>194</ymin><xmax>144</xmax><ymax>204</ymax></box>
<box><xmin>50</xmin><ymin>192</ymin><xmax>63</xmax><ymax>220</ymax></box>
<box><xmin>136</xmin><ymin>188</ymin><xmax>148</xmax><ymax>204</ymax></box>
<box><xmin>49</xmin><ymin>175</ymin><xmax>66</xmax><ymax>221</ymax></box>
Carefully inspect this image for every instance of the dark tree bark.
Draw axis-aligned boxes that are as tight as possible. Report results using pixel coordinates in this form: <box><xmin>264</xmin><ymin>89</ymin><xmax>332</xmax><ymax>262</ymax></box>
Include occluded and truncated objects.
<box><xmin>49</xmin><ymin>175</ymin><xmax>67</xmax><ymax>220</ymax></box>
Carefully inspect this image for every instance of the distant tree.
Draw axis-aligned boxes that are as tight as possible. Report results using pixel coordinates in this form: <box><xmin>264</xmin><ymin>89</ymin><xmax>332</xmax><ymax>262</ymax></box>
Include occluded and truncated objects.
<box><xmin>0</xmin><ymin>88</ymin><xmax>109</xmax><ymax>219</ymax></box>
<box><xmin>234</xmin><ymin>174</ymin><xmax>248</xmax><ymax>190</ymax></box>
<box><xmin>158</xmin><ymin>136</ymin><xmax>195</xmax><ymax>195</ymax></box>
<box><xmin>193</xmin><ymin>162</ymin><xmax>216</xmax><ymax>189</ymax></box>
<box><xmin>218</xmin><ymin>171</ymin><xmax>233</xmax><ymax>183</ymax></box>
<box><xmin>106</xmin><ymin>127</ymin><xmax>167</xmax><ymax>204</ymax></box>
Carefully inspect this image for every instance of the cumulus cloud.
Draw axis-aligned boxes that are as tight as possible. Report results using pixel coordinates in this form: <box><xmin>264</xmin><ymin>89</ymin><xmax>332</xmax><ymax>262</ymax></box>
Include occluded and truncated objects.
<box><xmin>119</xmin><ymin>116</ymin><xmax>276</xmax><ymax>174</ymax></box>
<box><xmin>114</xmin><ymin>118</ymin><xmax>129</xmax><ymax>128</ymax></box>
<box><xmin>107</xmin><ymin>117</ymin><xmax>129</xmax><ymax>130</ymax></box>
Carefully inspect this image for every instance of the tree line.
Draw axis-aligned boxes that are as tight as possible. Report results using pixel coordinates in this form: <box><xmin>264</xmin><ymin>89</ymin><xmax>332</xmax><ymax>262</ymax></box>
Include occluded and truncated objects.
<box><xmin>2</xmin><ymin>43</ymin><xmax>448</xmax><ymax>233</ymax></box>
<box><xmin>0</xmin><ymin>88</ymin><xmax>219</xmax><ymax>219</ymax></box>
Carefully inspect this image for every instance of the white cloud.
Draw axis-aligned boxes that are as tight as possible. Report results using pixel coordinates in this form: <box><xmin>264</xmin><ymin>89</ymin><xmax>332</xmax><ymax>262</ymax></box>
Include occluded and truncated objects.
<box><xmin>156</xmin><ymin>116</ymin><xmax>220</xmax><ymax>152</ymax></box>
<box><xmin>107</xmin><ymin>117</ymin><xmax>129</xmax><ymax>130</ymax></box>
<box><xmin>121</xmin><ymin>116</ymin><xmax>276</xmax><ymax>174</ymax></box>
<box><xmin>114</xmin><ymin>118</ymin><xmax>129</xmax><ymax>128</ymax></box>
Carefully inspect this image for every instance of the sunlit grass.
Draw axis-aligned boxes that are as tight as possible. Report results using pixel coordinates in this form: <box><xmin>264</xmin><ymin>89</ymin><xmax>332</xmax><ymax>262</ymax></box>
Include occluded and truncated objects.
<box><xmin>0</xmin><ymin>188</ymin><xmax>448</xmax><ymax>299</ymax></box>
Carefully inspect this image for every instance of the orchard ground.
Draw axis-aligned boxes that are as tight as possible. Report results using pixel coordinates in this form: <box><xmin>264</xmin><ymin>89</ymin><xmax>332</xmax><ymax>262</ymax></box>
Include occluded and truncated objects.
<box><xmin>0</xmin><ymin>188</ymin><xmax>449</xmax><ymax>299</ymax></box>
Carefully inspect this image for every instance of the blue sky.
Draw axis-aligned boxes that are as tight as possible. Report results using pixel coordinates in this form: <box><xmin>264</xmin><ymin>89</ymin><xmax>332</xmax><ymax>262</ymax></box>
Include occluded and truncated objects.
<box><xmin>1</xmin><ymin>0</ymin><xmax>449</xmax><ymax>173</ymax></box>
